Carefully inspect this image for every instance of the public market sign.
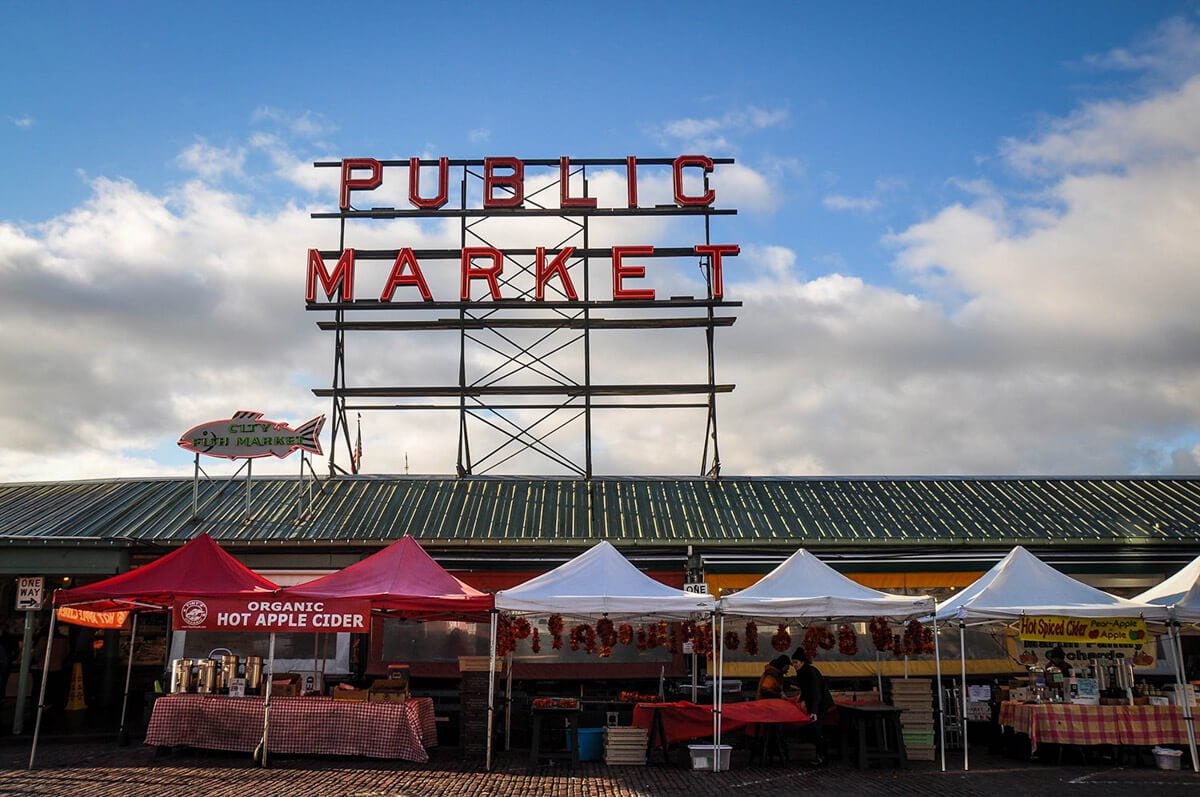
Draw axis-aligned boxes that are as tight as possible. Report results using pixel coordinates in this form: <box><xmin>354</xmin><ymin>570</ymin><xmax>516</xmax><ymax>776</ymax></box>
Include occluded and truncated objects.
<box><xmin>178</xmin><ymin>410</ymin><xmax>325</xmax><ymax>461</ymax></box>
<box><xmin>1017</xmin><ymin>615</ymin><xmax>1147</xmax><ymax>644</ymax></box>
<box><xmin>306</xmin><ymin>155</ymin><xmax>740</xmax><ymax>304</ymax></box>
<box><xmin>172</xmin><ymin>596</ymin><xmax>370</xmax><ymax>633</ymax></box>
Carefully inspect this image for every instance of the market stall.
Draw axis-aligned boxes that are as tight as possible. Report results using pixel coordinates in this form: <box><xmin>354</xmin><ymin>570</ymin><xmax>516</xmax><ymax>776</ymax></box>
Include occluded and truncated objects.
<box><xmin>934</xmin><ymin>545</ymin><xmax>1174</xmax><ymax>771</ymax></box>
<box><xmin>1134</xmin><ymin>555</ymin><xmax>1200</xmax><ymax>770</ymax></box>
<box><xmin>717</xmin><ymin>548</ymin><xmax>939</xmax><ymax>768</ymax></box>
<box><xmin>492</xmin><ymin>541</ymin><xmax>716</xmax><ymax>770</ymax></box>
<box><xmin>31</xmin><ymin>533</ymin><xmax>278</xmax><ymax>769</ymax></box>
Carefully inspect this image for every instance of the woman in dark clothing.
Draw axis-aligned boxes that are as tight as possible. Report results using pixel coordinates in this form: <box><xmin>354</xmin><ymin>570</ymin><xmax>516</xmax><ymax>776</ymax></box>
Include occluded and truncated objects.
<box><xmin>756</xmin><ymin>654</ymin><xmax>792</xmax><ymax>700</ymax></box>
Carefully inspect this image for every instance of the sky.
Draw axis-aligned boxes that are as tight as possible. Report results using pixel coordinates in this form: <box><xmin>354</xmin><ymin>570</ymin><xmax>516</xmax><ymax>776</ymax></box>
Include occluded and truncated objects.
<box><xmin>3</xmin><ymin>2</ymin><xmax>1200</xmax><ymax>481</ymax></box>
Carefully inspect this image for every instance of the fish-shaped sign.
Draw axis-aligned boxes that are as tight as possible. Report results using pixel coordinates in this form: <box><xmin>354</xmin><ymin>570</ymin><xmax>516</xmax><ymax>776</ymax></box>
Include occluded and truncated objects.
<box><xmin>178</xmin><ymin>411</ymin><xmax>325</xmax><ymax>460</ymax></box>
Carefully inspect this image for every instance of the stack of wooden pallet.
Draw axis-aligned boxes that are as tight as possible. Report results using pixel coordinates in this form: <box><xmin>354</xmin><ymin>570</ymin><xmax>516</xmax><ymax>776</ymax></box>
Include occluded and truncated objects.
<box><xmin>604</xmin><ymin>726</ymin><xmax>648</xmax><ymax>765</ymax></box>
<box><xmin>890</xmin><ymin>678</ymin><xmax>935</xmax><ymax>762</ymax></box>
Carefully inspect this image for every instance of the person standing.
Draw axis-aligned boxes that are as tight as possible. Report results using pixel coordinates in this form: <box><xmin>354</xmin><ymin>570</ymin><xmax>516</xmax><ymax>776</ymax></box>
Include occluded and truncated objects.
<box><xmin>791</xmin><ymin>648</ymin><xmax>833</xmax><ymax>720</ymax></box>
<box><xmin>756</xmin><ymin>654</ymin><xmax>792</xmax><ymax>700</ymax></box>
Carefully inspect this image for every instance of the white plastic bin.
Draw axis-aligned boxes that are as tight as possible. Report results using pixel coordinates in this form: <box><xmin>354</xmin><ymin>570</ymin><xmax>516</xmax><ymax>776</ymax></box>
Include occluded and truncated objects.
<box><xmin>687</xmin><ymin>743</ymin><xmax>732</xmax><ymax>770</ymax></box>
<box><xmin>1153</xmin><ymin>746</ymin><xmax>1183</xmax><ymax>770</ymax></box>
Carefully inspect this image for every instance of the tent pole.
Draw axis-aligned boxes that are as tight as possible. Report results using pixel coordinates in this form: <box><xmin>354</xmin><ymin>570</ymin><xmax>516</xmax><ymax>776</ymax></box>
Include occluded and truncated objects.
<box><xmin>257</xmin><ymin>632</ymin><xmax>276</xmax><ymax>768</ymax></box>
<box><xmin>710</xmin><ymin>613</ymin><xmax>720</xmax><ymax>772</ymax></box>
<box><xmin>27</xmin><ymin>609</ymin><xmax>58</xmax><ymax>770</ymax></box>
<box><xmin>1168</xmin><ymin>620</ymin><xmax>1198</xmax><ymax>772</ymax></box>
<box><xmin>504</xmin><ymin>651</ymin><xmax>513</xmax><ymax>752</ymax></box>
<box><xmin>959</xmin><ymin>620</ymin><xmax>969</xmax><ymax>771</ymax></box>
<box><xmin>485</xmin><ymin>610</ymin><xmax>497</xmax><ymax>772</ymax></box>
<box><xmin>933</xmin><ymin>614</ymin><xmax>946</xmax><ymax>772</ymax></box>
<box><xmin>715</xmin><ymin>612</ymin><xmax>724</xmax><ymax>773</ymax></box>
<box><xmin>118</xmin><ymin>612</ymin><xmax>139</xmax><ymax>746</ymax></box>
<box><xmin>875</xmin><ymin>651</ymin><xmax>883</xmax><ymax>697</ymax></box>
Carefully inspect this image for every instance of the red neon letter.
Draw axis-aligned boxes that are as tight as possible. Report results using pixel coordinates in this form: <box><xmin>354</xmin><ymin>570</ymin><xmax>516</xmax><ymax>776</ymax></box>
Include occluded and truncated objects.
<box><xmin>694</xmin><ymin>244</ymin><xmax>739</xmax><ymax>299</ymax></box>
<box><xmin>535</xmin><ymin>247</ymin><xmax>579</xmax><ymax>301</ymax></box>
<box><xmin>306</xmin><ymin>248</ymin><xmax>355</xmax><ymax>302</ymax></box>
<box><xmin>380</xmin><ymin>248</ymin><xmax>433</xmax><ymax>301</ymax></box>
<box><xmin>559</xmin><ymin>157</ymin><xmax>596</xmax><ymax>208</ymax></box>
<box><xmin>672</xmin><ymin>155</ymin><xmax>715</xmax><ymax>207</ymax></box>
<box><xmin>461</xmin><ymin>247</ymin><xmax>505</xmax><ymax>300</ymax></box>
<box><xmin>340</xmin><ymin>158</ymin><xmax>382</xmax><ymax>210</ymax></box>
<box><xmin>408</xmin><ymin>157</ymin><xmax>449</xmax><ymax>209</ymax></box>
<box><xmin>483</xmin><ymin>157</ymin><xmax>524</xmax><ymax>208</ymax></box>
<box><xmin>626</xmin><ymin>156</ymin><xmax>638</xmax><ymax>208</ymax></box>
<box><xmin>612</xmin><ymin>246</ymin><xmax>656</xmax><ymax>301</ymax></box>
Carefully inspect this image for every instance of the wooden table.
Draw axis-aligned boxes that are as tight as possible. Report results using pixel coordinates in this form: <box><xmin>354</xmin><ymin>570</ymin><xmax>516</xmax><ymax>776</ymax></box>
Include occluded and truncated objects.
<box><xmin>145</xmin><ymin>695</ymin><xmax>435</xmax><ymax>761</ymax></box>
<box><xmin>836</xmin><ymin>704</ymin><xmax>908</xmax><ymax>769</ymax></box>
<box><xmin>529</xmin><ymin>706</ymin><xmax>581</xmax><ymax>770</ymax></box>
<box><xmin>999</xmin><ymin>701</ymin><xmax>1198</xmax><ymax>754</ymax></box>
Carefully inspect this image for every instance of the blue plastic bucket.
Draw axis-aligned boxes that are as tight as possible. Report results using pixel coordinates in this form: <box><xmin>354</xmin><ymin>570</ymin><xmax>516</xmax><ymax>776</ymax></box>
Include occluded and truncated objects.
<box><xmin>578</xmin><ymin>727</ymin><xmax>603</xmax><ymax>762</ymax></box>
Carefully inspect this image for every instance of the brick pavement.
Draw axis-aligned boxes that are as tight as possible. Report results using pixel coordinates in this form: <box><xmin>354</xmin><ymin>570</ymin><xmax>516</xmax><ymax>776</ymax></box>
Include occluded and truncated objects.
<box><xmin>0</xmin><ymin>739</ymin><xmax>1198</xmax><ymax>797</ymax></box>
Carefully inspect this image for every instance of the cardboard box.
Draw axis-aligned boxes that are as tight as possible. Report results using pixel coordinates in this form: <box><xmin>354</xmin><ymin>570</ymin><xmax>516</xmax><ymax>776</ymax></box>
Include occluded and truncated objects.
<box><xmin>369</xmin><ymin>679</ymin><xmax>409</xmax><ymax>704</ymax></box>
<box><xmin>332</xmin><ymin>688</ymin><xmax>370</xmax><ymax>702</ymax></box>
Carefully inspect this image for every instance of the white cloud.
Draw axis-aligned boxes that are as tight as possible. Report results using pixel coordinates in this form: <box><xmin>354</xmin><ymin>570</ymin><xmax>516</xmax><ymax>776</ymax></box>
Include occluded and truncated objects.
<box><xmin>1082</xmin><ymin>16</ymin><xmax>1200</xmax><ymax>83</ymax></box>
<box><xmin>176</xmin><ymin>137</ymin><xmax>246</xmax><ymax>181</ymax></box>
<box><xmin>653</xmin><ymin>105</ymin><xmax>788</xmax><ymax>152</ymax></box>
<box><xmin>251</xmin><ymin>107</ymin><xmax>336</xmax><ymax>139</ymax></box>
<box><xmin>823</xmin><ymin>194</ymin><xmax>880</xmax><ymax>213</ymax></box>
<box><xmin>13</xmin><ymin>117</ymin><xmax>34</xmax><ymax>128</ymax></box>
<box><xmin>468</xmin><ymin>127</ymin><xmax>491</xmax><ymax>144</ymax></box>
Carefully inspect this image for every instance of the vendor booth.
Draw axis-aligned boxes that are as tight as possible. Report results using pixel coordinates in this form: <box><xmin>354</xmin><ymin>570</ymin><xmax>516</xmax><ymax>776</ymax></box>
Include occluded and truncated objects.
<box><xmin>492</xmin><ymin>541</ymin><xmax>716</xmax><ymax>770</ymax></box>
<box><xmin>933</xmin><ymin>546</ymin><xmax>1191</xmax><ymax>771</ymax></box>
<box><xmin>717</xmin><ymin>548</ymin><xmax>940</xmax><ymax>770</ymax></box>
<box><xmin>31</xmin><ymin>533</ymin><xmax>278</xmax><ymax>768</ymax></box>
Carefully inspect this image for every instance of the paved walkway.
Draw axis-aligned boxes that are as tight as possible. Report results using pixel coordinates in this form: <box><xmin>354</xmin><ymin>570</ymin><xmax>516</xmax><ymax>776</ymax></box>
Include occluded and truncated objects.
<box><xmin>0</xmin><ymin>740</ymin><xmax>1197</xmax><ymax>796</ymax></box>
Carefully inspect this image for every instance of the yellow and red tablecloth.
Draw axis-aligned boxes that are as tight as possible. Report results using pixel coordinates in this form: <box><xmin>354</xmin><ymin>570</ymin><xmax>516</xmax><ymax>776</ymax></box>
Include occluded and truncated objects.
<box><xmin>146</xmin><ymin>695</ymin><xmax>436</xmax><ymax>761</ymax></box>
<box><xmin>999</xmin><ymin>700</ymin><xmax>1197</xmax><ymax>753</ymax></box>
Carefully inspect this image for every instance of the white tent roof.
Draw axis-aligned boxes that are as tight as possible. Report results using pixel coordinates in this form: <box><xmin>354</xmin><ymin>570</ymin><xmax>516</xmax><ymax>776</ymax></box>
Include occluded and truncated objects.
<box><xmin>495</xmin><ymin>540</ymin><xmax>715</xmax><ymax>619</ymax></box>
<box><xmin>934</xmin><ymin>545</ymin><xmax>1168</xmax><ymax>623</ymax></box>
<box><xmin>1133</xmin><ymin>554</ymin><xmax>1200</xmax><ymax>607</ymax></box>
<box><xmin>718</xmin><ymin>548</ymin><xmax>935</xmax><ymax>619</ymax></box>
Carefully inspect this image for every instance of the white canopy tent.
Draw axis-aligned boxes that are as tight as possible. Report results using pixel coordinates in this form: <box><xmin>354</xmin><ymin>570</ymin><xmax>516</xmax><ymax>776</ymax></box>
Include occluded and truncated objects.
<box><xmin>934</xmin><ymin>545</ymin><xmax>1177</xmax><ymax>770</ymax></box>
<box><xmin>1134</xmin><ymin>554</ymin><xmax>1200</xmax><ymax>609</ymax></box>
<box><xmin>718</xmin><ymin>549</ymin><xmax>942</xmax><ymax>769</ymax></box>
<box><xmin>489</xmin><ymin>541</ymin><xmax>717</xmax><ymax>769</ymax></box>
<box><xmin>1134</xmin><ymin>556</ymin><xmax>1200</xmax><ymax>771</ymax></box>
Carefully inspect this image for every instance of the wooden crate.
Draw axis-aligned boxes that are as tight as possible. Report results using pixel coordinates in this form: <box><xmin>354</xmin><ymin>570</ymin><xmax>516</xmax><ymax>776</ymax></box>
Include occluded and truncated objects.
<box><xmin>604</xmin><ymin>726</ymin><xmax>648</xmax><ymax>765</ymax></box>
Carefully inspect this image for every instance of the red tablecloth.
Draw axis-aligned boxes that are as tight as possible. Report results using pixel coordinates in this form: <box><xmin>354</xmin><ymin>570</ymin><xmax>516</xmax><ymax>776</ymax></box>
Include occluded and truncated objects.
<box><xmin>146</xmin><ymin>695</ymin><xmax>436</xmax><ymax>761</ymax></box>
<box><xmin>999</xmin><ymin>701</ymin><xmax>1198</xmax><ymax>753</ymax></box>
<box><xmin>632</xmin><ymin>699</ymin><xmax>813</xmax><ymax>744</ymax></box>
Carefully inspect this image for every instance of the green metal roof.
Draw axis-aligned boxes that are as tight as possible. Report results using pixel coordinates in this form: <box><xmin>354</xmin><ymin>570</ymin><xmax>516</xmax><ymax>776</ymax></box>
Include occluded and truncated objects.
<box><xmin>0</xmin><ymin>475</ymin><xmax>1197</xmax><ymax>550</ymax></box>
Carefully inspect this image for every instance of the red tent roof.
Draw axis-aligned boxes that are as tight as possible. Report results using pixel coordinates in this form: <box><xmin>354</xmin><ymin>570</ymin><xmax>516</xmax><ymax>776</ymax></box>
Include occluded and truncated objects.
<box><xmin>54</xmin><ymin>533</ymin><xmax>278</xmax><ymax>610</ymax></box>
<box><xmin>287</xmin><ymin>535</ymin><xmax>493</xmax><ymax>620</ymax></box>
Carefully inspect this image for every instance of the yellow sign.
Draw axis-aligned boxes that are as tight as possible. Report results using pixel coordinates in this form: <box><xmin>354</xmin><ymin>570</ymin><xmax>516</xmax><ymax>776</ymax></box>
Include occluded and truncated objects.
<box><xmin>1017</xmin><ymin>615</ymin><xmax>1147</xmax><ymax>644</ymax></box>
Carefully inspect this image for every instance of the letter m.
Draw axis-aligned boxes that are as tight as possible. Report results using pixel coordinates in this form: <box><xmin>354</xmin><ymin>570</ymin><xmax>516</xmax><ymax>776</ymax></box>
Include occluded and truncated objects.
<box><xmin>306</xmin><ymin>248</ymin><xmax>355</xmax><ymax>302</ymax></box>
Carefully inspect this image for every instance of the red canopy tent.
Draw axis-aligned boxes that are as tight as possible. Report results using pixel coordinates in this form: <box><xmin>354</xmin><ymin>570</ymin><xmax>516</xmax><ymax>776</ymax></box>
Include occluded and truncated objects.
<box><xmin>30</xmin><ymin>534</ymin><xmax>278</xmax><ymax>769</ymax></box>
<box><xmin>286</xmin><ymin>535</ymin><xmax>493</xmax><ymax>620</ymax></box>
<box><xmin>54</xmin><ymin>533</ymin><xmax>278</xmax><ymax>612</ymax></box>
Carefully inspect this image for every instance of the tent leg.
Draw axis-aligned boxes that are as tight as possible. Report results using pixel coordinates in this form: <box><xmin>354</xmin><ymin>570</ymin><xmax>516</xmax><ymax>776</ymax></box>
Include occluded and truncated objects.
<box><xmin>1169</xmin><ymin>623</ymin><xmax>1198</xmax><ymax>773</ymax></box>
<box><xmin>711</xmin><ymin>614</ymin><xmax>721</xmax><ymax>773</ymax></box>
<box><xmin>959</xmin><ymin>621</ymin><xmax>969</xmax><ymax>771</ymax></box>
<box><xmin>256</xmin><ymin>632</ymin><xmax>275</xmax><ymax>768</ymax></box>
<box><xmin>28</xmin><ymin>610</ymin><xmax>58</xmax><ymax>770</ymax></box>
<box><xmin>710</xmin><ymin>612</ymin><xmax>720</xmax><ymax>772</ymax></box>
<box><xmin>504</xmin><ymin>651</ymin><xmax>513</xmax><ymax>752</ymax></box>
<box><xmin>933</xmin><ymin>616</ymin><xmax>946</xmax><ymax>772</ymax></box>
<box><xmin>486</xmin><ymin>610</ymin><xmax>497</xmax><ymax>772</ymax></box>
<box><xmin>876</xmin><ymin>651</ymin><xmax>883</xmax><ymax>698</ymax></box>
<box><xmin>118</xmin><ymin>613</ymin><xmax>139</xmax><ymax>746</ymax></box>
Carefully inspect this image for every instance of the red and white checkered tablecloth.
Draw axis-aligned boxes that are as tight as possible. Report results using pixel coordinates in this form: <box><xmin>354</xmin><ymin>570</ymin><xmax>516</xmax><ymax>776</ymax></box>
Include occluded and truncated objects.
<box><xmin>146</xmin><ymin>695</ymin><xmax>436</xmax><ymax>761</ymax></box>
<box><xmin>999</xmin><ymin>701</ymin><xmax>1198</xmax><ymax>753</ymax></box>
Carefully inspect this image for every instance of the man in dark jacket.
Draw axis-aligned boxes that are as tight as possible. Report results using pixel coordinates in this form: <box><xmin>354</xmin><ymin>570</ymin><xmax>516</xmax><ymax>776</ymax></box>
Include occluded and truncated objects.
<box><xmin>791</xmin><ymin>648</ymin><xmax>833</xmax><ymax>720</ymax></box>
